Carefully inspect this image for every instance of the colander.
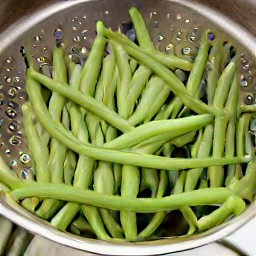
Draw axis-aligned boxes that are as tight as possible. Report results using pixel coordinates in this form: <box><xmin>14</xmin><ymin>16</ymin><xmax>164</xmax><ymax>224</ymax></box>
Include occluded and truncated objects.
<box><xmin>0</xmin><ymin>0</ymin><xmax>255</xmax><ymax>255</ymax></box>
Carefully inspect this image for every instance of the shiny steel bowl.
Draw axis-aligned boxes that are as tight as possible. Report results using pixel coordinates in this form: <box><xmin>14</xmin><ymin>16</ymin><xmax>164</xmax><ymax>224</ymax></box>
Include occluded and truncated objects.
<box><xmin>0</xmin><ymin>0</ymin><xmax>255</xmax><ymax>255</ymax></box>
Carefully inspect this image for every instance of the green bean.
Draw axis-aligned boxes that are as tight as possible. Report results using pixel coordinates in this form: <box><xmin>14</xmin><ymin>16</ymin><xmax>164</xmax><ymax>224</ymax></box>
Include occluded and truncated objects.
<box><xmin>98</xmin><ymin>23</ymin><xmax>216</xmax><ymax>116</ymax></box>
<box><xmin>140</xmin><ymin>168</ymin><xmax>159</xmax><ymax>198</ymax></box>
<box><xmin>85</xmin><ymin>52</ymin><xmax>123</xmax><ymax>238</ymax></box>
<box><xmin>128</xmin><ymin>76</ymin><xmax>169</xmax><ymax>125</ymax></box>
<box><xmin>230</xmin><ymin>158</ymin><xmax>256</xmax><ymax>202</ymax></box>
<box><xmin>28</xmin><ymin>68</ymin><xmax>133</xmax><ymax>133</ymax></box>
<box><xmin>51</xmin><ymin>64</ymin><xmax>96</xmax><ymax>232</ymax></box>
<box><xmin>81</xmin><ymin>205</ymin><xmax>111</xmax><ymax>240</ymax></box>
<box><xmin>79</xmin><ymin>34</ymin><xmax>107</xmax><ymax>95</ymax></box>
<box><xmin>185</xmin><ymin>125</ymin><xmax>214</xmax><ymax>191</ymax></box>
<box><xmin>169</xmin><ymin>131</ymin><xmax>196</xmax><ymax>147</ymax></box>
<box><xmin>173</xmin><ymin>171</ymin><xmax>198</xmax><ymax>234</ymax></box>
<box><xmin>106</xmin><ymin>114</ymin><xmax>213</xmax><ymax>150</ymax></box>
<box><xmin>208</xmin><ymin>62</ymin><xmax>236</xmax><ymax>188</ymax></box>
<box><xmin>63</xmin><ymin>150</ymin><xmax>77</xmax><ymax>185</ymax></box>
<box><xmin>206</xmin><ymin>39</ymin><xmax>222</xmax><ymax>105</ymax></box>
<box><xmin>138</xmin><ymin>170</ymin><xmax>168</xmax><ymax>238</ymax></box>
<box><xmin>212</xmin><ymin>62</ymin><xmax>236</xmax><ymax>109</ymax></box>
<box><xmin>94</xmin><ymin>162</ymin><xmax>124</xmax><ymax>238</ymax></box>
<box><xmin>36</xmin><ymin>47</ymin><xmax>70</xmax><ymax>220</ymax></box>
<box><xmin>71</xmin><ymin>216</ymin><xmax>94</xmax><ymax>235</ymax></box>
<box><xmin>0</xmin><ymin>156</ymin><xmax>26</xmax><ymax>190</ymax></box>
<box><xmin>126</xmin><ymin>66</ymin><xmax>151</xmax><ymax>116</ymax></box>
<box><xmin>164</xmin><ymin>31</ymin><xmax>211</xmax><ymax>119</ymax></box>
<box><xmin>129</xmin><ymin>59</ymin><xmax>138</xmax><ymax>74</ymax></box>
<box><xmin>197</xmin><ymin>195</ymin><xmax>245</xmax><ymax>232</ymax></box>
<box><xmin>21</xmin><ymin>103</ymin><xmax>50</xmax><ymax>183</ymax></box>
<box><xmin>111</xmin><ymin>41</ymin><xmax>132</xmax><ymax>119</ymax></box>
<box><xmin>0</xmin><ymin>216</ymin><xmax>13</xmax><ymax>255</ymax></box>
<box><xmin>186</xmin><ymin>32</ymin><xmax>210</xmax><ymax>97</ymax></box>
<box><xmin>11</xmin><ymin>184</ymin><xmax>236</xmax><ymax>213</ymax></box>
<box><xmin>26</xmin><ymin>79</ymin><xmax>249</xmax><ymax>170</ymax></box>
<box><xmin>143</xmin><ymin>85</ymin><xmax>171</xmax><ymax>123</ymax></box>
<box><xmin>225</xmin><ymin>75</ymin><xmax>239</xmax><ymax>186</ymax></box>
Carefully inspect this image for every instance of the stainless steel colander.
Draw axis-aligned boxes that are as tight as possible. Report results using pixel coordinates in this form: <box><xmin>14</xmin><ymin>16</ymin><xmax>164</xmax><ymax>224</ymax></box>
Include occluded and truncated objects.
<box><xmin>0</xmin><ymin>0</ymin><xmax>255</xmax><ymax>255</ymax></box>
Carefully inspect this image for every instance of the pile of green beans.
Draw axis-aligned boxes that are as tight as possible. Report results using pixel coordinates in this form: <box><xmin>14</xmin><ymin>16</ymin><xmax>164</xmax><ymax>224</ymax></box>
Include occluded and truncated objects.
<box><xmin>0</xmin><ymin>7</ymin><xmax>255</xmax><ymax>242</ymax></box>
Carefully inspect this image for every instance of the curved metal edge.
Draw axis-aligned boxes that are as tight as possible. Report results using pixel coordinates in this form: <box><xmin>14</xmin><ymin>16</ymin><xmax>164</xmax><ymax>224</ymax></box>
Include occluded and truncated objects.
<box><xmin>0</xmin><ymin>192</ymin><xmax>255</xmax><ymax>256</ymax></box>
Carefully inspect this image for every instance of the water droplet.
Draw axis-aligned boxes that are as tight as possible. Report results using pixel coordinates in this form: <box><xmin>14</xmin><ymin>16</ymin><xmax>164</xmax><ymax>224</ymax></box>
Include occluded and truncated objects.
<box><xmin>9</xmin><ymin>135</ymin><xmax>21</xmax><ymax>146</ymax></box>
<box><xmin>182</xmin><ymin>47</ymin><xmax>191</xmax><ymax>55</ymax></box>
<box><xmin>72</xmin><ymin>26</ymin><xmax>78</xmax><ymax>31</ymax></box>
<box><xmin>8</xmin><ymin>121</ymin><xmax>19</xmax><ymax>132</ymax></box>
<box><xmin>126</xmin><ymin>28</ymin><xmax>136</xmax><ymax>42</ymax></box>
<box><xmin>73</xmin><ymin>36</ymin><xmax>80</xmax><ymax>43</ymax></box>
<box><xmin>37</xmin><ymin>56</ymin><xmax>46</xmax><ymax>63</ymax></box>
<box><xmin>166</xmin><ymin>13</ymin><xmax>170</xmax><ymax>19</ymax></box>
<box><xmin>244</xmin><ymin>94</ymin><xmax>254</xmax><ymax>105</ymax></box>
<box><xmin>5</xmin><ymin>107</ymin><xmax>17</xmax><ymax>118</ymax></box>
<box><xmin>189</xmin><ymin>28</ymin><xmax>200</xmax><ymax>42</ymax></box>
<box><xmin>20</xmin><ymin>153</ymin><xmax>31</xmax><ymax>164</ymax></box>
<box><xmin>79</xmin><ymin>47</ymin><xmax>88</xmax><ymax>56</ymax></box>
<box><xmin>83</xmin><ymin>15</ymin><xmax>87</xmax><ymax>19</ymax></box>
<box><xmin>243</xmin><ymin>64</ymin><xmax>249</xmax><ymax>70</ymax></box>
<box><xmin>82</xmin><ymin>29</ymin><xmax>87</xmax><ymax>34</ymax></box>
<box><xmin>35</xmin><ymin>35</ymin><xmax>42</xmax><ymax>41</ymax></box>
<box><xmin>6</xmin><ymin>57</ymin><xmax>12</xmax><ymax>64</ymax></box>
<box><xmin>5</xmin><ymin>149</ymin><xmax>11</xmax><ymax>155</ymax></box>
<box><xmin>42</xmin><ymin>46</ymin><xmax>47</xmax><ymax>52</ymax></box>
<box><xmin>176</xmin><ymin>14</ymin><xmax>182</xmax><ymax>19</ymax></box>
<box><xmin>165</xmin><ymin>43</ymin><xmax>174</xmax><ymax>54</ymax></box>
<box><xmin>185</xmin><ymin>19</ymin><xmax>190</xmax><ymax>23</ymax></box>
<box><xmin>0</xmin><ymin>84</ymin><xmax>3</xmax><ymax>90</ymax></box>
<box><xmin>14</xmin><ymin>77</ymin><xmax>20</xmax><ymax>83</ymax></box>
<box><xmin>20</xmin><ymin>168</ymin><xmax>34</xmax><ymax>180</ymax></box>
<box><xmin>4</xmin><ymin>77</ymin><xmax>12</xmax><ymax>84</ymax></box>
<box><xmin>105</xmin><ymin>10</ymin><xmax>109</xmax><ymax>15</ymax></box>
<box><xmin>11</xmin><ymin>159</ymin><xmax>17</xmax><ymax>168</ymax></box>
<box><xmin>0</xmin><ymin>118</ymin><xmax>4</xmax><ymax>126</ymax></box>
<box><xmin>157</xmin><ymin>34</ymin><xmax>164</xmax><ymax>42</ymax></box>
<box><xmin>8</xmin><ymin>87</ymin><xmax>18</xmax><ymax>98</ymax></box>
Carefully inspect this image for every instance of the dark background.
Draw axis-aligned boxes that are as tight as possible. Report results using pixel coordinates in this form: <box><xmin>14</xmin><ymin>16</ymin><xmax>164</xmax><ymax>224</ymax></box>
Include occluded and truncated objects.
<box><xmin>0</xmin><ymin>0</ymin><xmax>255</xmax><ymax>36</ymax></box>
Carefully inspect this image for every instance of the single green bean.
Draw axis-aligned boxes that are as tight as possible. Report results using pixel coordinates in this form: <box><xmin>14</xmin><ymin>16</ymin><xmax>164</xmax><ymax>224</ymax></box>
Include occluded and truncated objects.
<box><xmin>81</xmin><ymin>205</ymin><xmax>111</xmax><ymax>240</ymax></box>
<box><xmin>126</xmin><ymin>66</ymin><xmax>151</xmax><ymax>117</ymax></box>
<box><xmin>129</xmin><ymin>59</ymin><xmax>138</xmax><ymax>74</ymax></box>
<box><xmin>111</xmin><ymin>41</ymin><xmax>132</xmax><ymax>119</ymax></box>
<box><xmin>225</xmin><ymin>75</ymin><xmax>239</xmax><ymax>186</ymax></box>
<box><xmin>11</xmin><ymin>185</ymin><xmax>236</xmax><ymax>213</ymax></box>
<box><xmin>197</xmin><ymin>195</ymin><xmax>245</xmax><ymax>232</ymax></box>
<box><xmin>206</xmin><ymin>39</ymin><xmax>222</xmax><ymax>105</ymax></box>
<box><xmin>79</xmin><ymin>34</ymin><xmax>107</xmax><ymax>95</ymax></box>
